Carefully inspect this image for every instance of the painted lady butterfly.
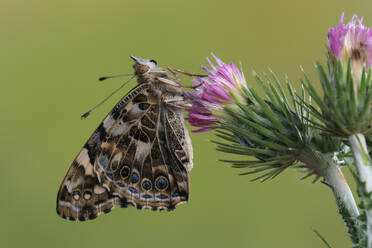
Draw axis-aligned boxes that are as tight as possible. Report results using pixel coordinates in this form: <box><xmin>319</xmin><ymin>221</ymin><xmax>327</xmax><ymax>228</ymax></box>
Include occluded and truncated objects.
<box><xmin>56</xmin><ymin>56</ymin><xmax>194</xmax><ymax>221</ymax></box>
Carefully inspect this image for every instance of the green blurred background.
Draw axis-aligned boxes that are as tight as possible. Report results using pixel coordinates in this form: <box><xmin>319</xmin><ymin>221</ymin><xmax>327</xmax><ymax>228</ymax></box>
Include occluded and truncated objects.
<box><xmin>1</xmin><ymin>0</ymin><xmax>371</xmax><ymax>247</ymax></box>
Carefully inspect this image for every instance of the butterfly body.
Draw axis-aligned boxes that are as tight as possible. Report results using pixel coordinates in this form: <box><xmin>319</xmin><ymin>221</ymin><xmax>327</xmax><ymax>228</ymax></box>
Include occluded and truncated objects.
<box><xmin>57</xmin><ymin>56</ymin><xmax>193</xmax><ymax>221</ymax></box>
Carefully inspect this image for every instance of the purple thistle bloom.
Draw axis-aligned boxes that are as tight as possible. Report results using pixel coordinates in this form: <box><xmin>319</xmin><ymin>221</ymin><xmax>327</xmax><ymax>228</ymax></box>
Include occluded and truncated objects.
<box><xmin>328</xmin><ymin>13</ymin><xmax>372</xmax><ymax>67</ymax></box>
<box><xmin>187</xmin><ymin>54</ymin><xmax>247</xmax><ymax>133</ymax></box>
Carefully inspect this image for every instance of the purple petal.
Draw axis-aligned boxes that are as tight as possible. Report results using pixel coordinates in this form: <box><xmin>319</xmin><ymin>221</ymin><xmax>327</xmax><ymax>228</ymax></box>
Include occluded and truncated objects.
<box><xmin>206</xmin><ymin>57</ymin><xmax>216</xmax><ymax>71</ymax></box>
<box><xmin>211</xmin><ymin>52</ymin><xmax>224</xmax><ymax>66</ymax></box>
<box><xmin>189</xmin><ymin>112</ymin><xmax>219</xmax><ymax>121</ymax></box>
<box><xmin>328</xmin><ymin>20</ymin><xmax>349</xmax><ymax>58</ymax></box>
<box><xmin>201</xmin><ymin>65</ymin><xmax>211</xmax><ymax>74</ymax></box>
<box><xmin>191</xmin><ymin>127</ymin><xmax>214</xmax><ymax>133</ymax></box>
<box><xmin>185</xmin><ymin>53</ymin><xmax>247</xmax><ymax>132</ymax></box>
<box><xmin>328</xmin><ymin>13</ymin><xmax>372</xmax><ymax>68</ymax></box>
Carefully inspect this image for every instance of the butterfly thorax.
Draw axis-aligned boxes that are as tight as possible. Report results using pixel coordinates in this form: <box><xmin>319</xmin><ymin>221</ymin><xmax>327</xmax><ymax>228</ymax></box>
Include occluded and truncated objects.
<box><xmin>134</xmin><ymin>62</ymin><xmax>183</xmax><ymax>99</ymax></box>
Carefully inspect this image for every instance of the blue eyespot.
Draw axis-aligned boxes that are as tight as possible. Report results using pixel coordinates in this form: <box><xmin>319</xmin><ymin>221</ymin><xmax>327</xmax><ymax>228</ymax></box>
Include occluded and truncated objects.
<box><xmin>142</xmin><ymin>180</ymin><xmax>152</xmax><ymax>190</ymax></box>
<box><xmin>130</xmin><ymin>172</ymin><xmax>139</xmax><ymax>183</ymax></box>
<box><xmin>155</xmin><ymin>177</ymin><xmax>168</xmax><ymax>190</ymax></box>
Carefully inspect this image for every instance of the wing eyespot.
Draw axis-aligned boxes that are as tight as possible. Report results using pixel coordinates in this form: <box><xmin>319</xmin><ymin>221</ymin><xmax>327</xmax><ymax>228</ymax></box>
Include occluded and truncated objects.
<box><xmin>155</xmin><ymin>176</ymin><xmax>168</xmax><ymax>191</ymax></box>
<box><xmin>72</xmin><ymin>190</ymin><xmax>81</xmax><ymax>201</ymax></box>
<box><xmin>141</xmin><ymin>179</ymin><xmax>152</xmax><ymax>191</ymax></box>
<box><xmin>83</xmin><ymin>190</ymin><xmax>92</xmax><ymax>200</ymax></box>
<box><xmin>130</xmin><ymin>172</ymin><xmax>140</xmax><ymax>184</ymax></box>
<box><xmin>120</xmin><ymin>166</ymin><xmax>130</xmax><ymax>179</ymax></box>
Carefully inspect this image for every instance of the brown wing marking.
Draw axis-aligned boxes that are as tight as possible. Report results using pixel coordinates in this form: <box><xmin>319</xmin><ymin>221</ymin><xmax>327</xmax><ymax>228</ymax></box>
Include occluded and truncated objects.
<box><xmin>94</xmin><ymin>102</ymin><xmax>158</xmax><ymax>203</ymax></box>
<box><xmin>56</xmin><ymin>84</ymin><xmax>151</xmax><ymax>220</ymax></box>
<box><xmin>56</xmin><ymin>160</ymin><xmax>121</xmax><ymax>221</ymax></box>
<box><xmin>154</xmin><ymin>132</ymin><xmax>189</xmax><ymax>210</ymax></box>
<box><xmin>165</xmin><ymin>107</ymin><xmax>193</xmax><ymax>170</ymax></box>
<box><xmin>93</xmin><ymin>95</ymin><xmax>189</xmax><ymax>210</ymax></box>
<box><xmin>163</xmin><ymin>107</ymin><xmax>191</xmax><ymax>203</ymax></box>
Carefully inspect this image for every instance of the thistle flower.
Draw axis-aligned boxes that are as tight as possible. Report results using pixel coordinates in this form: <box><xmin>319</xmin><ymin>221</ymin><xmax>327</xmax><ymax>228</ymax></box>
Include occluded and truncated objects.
<box><xmin>306</xmin><ymin>13</ymin><xmax>372</xmax><ymax>137</ymax></box>
<box><xmin>187</xmin><ymin>54</ymin><xmax>317</xmax><ymax>181</ymax></box>
<box><xmin>326</xmin><ymin>14</ymin><xmax>372</xmax><ymax>247</ymax></box>
<box><xmin>187</xmin><ymin>54</ymin><xmax>247</xmax><ymax>132</ymax></box>
<box><xmin>328</xmin><ymin>13</ymin><xmax>372</xmax><ymax>80</ymax></box>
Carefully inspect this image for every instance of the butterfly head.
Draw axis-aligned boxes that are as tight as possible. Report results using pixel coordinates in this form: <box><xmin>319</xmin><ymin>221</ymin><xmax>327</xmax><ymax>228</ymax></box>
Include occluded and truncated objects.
<box><xmin>130</xmin><ymin>56</ymin><xmax>164</xmax><ymax>76</ymax></box>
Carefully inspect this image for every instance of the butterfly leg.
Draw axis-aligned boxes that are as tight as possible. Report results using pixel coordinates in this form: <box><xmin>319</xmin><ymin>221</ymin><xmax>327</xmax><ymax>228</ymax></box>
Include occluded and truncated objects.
<box><xmin>162</xmin><ymin>94</ymin><xmax>183</xmax><ymax>102</ymax></box>
<box><xmin>156</xmin><ymin>77</ymin><xmax>202</xmax><ymax>89</ymax></box>
<box><xmin>162</xmin><ymin>95</ymin><xmax>189</xmax><ymax>110</ymax></box>
<box><xmin>165</xmin><ymin>102</ymin><xmax>189</xmax><ymax>110</ymax></box>
<box><xmin>166</xmin><ymin>67</ymin><xmax>181</xmax><ymax>81</ymax></box>
<box><xmin>167</xmin><ymin>66</ymin><xmax>207</xmax><ymax>77</ymax></box>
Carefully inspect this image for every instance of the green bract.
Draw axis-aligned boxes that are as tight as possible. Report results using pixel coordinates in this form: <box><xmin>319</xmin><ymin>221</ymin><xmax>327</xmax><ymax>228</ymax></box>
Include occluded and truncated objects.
<box><xmin>304</xmin><ymin>58</ymin><xmax>372</xmax><ymax>137</ymax></box>
<box><xmin>214</xmin><ymin>70</ymin><xmax>342</xmax><ymax>182</ymax></box>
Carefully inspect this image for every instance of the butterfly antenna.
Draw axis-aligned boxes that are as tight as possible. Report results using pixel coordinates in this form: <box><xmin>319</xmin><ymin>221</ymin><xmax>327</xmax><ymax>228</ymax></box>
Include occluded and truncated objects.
<box><xmin>81</xmin><ymin>75</ymin><xmax>136</xmax><ymax>119</ymax></box>
<box><xmin>98</xmin><ymin>74</ymin><xmax>133</xmax><ymax>81</ymax></box>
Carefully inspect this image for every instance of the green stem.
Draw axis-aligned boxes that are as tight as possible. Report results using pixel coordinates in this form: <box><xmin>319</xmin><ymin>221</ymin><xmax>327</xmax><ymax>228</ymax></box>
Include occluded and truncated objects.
<box><xmin>298</xmin><ymin>147</ymin><xmax>361</xmax><ymax>246</ymax></box>
<box><xmin>348</xmin><ymin>134</ymin><xmax>372</xmax><ymax>248</ymax></box>
<box><xmin>321</xmin><ymin>154</ymin><xmax>360</xmax><ymax>217</ymax></box>
<box><xmin>348</xmin><ymin>134</ymin><xmax>372</xmax><ymax>192</ymax></box>
<box><xmin>298</xmin><ymin>147</ymin><xmax>359</xmax><ymax>216</ymax></box>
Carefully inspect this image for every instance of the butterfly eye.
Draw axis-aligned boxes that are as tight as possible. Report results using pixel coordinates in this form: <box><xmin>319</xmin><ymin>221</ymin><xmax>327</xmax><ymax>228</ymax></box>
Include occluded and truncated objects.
<box><xmin>150</xmin><ymin>59</ymin><xmax>157</xmax><ymax>65</ymax></box>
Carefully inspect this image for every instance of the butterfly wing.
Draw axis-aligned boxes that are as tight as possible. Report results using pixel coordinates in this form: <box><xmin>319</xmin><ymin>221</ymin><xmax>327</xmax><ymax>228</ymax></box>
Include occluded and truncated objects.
<box><xmin>56</xmin><ymin>159</ymin><xmax>121</xmax><ymax>221</ymax></box>
<box><xmin>56</xmin><ymin>83</ymin><xmax>151</xmax><ymax>220</ymax></box>
<box><xmin>93</xmin><ymin>89</ymin><xmax>191</xmax><ymax>210</ymax></box>
<box><xmin>162</xmin><ymin>104</ymin><xmax>194</xmax><ymax>202</ymax></box>
<box><xmin>57</xmin><ymin>82</ymin><xmax>193</xmax><ymax>221</ymax></box>
<box><xmin>163</xmin><ymin>104</ymin><xmax>193</xmax><ymax>173</ymax></box>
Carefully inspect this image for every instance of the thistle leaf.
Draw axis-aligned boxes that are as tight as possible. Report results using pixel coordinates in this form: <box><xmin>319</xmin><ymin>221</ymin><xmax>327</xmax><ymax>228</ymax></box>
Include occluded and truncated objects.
<box><xmin>313</xmin><ymin>229</ymin><xmax>332</xmax><ymax>248</ymax></box>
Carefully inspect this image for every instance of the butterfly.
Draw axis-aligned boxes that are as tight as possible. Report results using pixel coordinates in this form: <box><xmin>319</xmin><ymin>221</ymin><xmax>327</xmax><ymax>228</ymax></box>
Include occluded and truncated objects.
<box><xmin>56</xmin><ymin>56</ymin><xmax>194</xmax><ymax>221</ymax></box>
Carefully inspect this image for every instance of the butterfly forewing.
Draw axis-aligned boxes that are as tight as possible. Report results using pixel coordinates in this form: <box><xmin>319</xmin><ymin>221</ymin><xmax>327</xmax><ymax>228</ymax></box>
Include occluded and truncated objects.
<box><xmin>57</xmin><ymin>57</ymin><xmax>193</xmax><ymax>221</ymax></box>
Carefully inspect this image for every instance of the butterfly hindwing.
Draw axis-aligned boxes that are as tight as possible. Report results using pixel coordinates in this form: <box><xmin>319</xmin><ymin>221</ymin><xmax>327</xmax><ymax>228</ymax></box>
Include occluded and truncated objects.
<box><xmin>94</xmin><ymin>87</ymin><xmax>190</xmax><ymax>210</ymax></box>
<box><xmin>164</xmin><ymin>104</ymin><xmax>193</xmax><ymax>173</ymax></box>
